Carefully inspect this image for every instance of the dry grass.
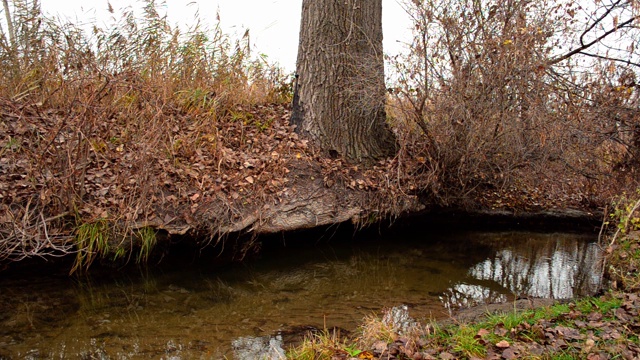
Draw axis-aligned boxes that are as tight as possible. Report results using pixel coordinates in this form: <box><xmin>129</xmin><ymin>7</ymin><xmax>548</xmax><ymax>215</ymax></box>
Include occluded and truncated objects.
<box><xmin>0</xmin><ymin>0</ymin><xmax>293</xmax><ymax>269</ymax></box>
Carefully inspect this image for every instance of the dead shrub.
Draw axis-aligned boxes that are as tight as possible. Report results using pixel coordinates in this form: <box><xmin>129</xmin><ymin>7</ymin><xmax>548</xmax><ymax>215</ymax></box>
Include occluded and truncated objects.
<box><xmin>389</xmin><ymin>0</ymin><xmax>640</xmax><ymax>205</ymax></box>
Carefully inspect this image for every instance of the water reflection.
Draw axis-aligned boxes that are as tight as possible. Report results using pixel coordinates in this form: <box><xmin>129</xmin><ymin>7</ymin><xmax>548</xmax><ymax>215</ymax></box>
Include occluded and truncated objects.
<box><xmin>441</xmin><ymin>233</ymin><xmax>603</xmax><ymax>310</ymax></box>
<box><xmin>0</xmin><ymin>230</ymin><xmax>602</xmax><ymax>359</ymax></box>
<box><xmin>441</xmin><ymin>284</ymin><xmax>509</xmax><ymax>311</ymax></box>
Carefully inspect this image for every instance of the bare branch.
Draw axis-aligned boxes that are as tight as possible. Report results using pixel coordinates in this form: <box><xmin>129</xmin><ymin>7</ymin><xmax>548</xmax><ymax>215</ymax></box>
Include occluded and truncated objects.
<box><xmin>579</xmin><ymin>0</ymin><xmax>623</xmax><ymax>48</ymax></box>
<box><xmin>578</xmin><ymin>51</ymin><xmax>640</xmax><ymax>68</ymax></box>
<box><xmin>548</xmin><ymin>15</ymin><xmax>638</xmax><ymax>66</ymax></box>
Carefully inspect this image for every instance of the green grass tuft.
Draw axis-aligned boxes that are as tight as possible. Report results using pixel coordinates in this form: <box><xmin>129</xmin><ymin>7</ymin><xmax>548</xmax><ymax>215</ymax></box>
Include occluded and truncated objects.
<box><xmin>72</xmin><ymin>219</ymin><xmax>111</xmax><ymax>273</ymax></box>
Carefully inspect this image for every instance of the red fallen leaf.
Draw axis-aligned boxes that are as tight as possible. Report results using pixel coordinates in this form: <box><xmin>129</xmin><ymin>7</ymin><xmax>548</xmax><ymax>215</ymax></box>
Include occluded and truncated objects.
<box><xmin>496</xmin><ymin>340</ymin><xmax>510</xmax><ymax>348</ymax></box>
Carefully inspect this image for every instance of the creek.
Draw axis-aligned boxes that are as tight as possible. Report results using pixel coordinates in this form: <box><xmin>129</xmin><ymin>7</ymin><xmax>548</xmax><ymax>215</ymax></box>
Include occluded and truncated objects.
<box><xmin>0</xmin><ymin>225</ymin><xmax>603</xmax><ymax>359</ymax></box>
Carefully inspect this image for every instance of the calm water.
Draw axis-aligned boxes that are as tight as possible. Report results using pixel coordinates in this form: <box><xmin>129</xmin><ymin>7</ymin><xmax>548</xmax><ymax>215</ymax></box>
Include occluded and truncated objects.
<box><xmin>0</xmin><ymin>229</ymin><xmax>602</xmax><ymax>359</ymax></box>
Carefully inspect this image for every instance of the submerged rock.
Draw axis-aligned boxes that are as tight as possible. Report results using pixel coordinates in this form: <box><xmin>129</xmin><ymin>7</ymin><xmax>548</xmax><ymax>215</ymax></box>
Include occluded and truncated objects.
<box><xmin>232</xmin><ymin>335</ymin><xmax>286</xmax><ymax>360</ymax></box>
<box><xmin>382</xmin><ymin>304</ymin><xmax>419</xmax><ymax>335</ymax></box>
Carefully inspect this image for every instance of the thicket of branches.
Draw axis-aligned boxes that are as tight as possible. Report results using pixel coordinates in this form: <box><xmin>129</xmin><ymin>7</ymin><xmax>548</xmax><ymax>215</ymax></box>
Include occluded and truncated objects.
<box><xmin>388</xmin><ymin>0</ymin><xmax>640</xmax><ymax>203</ymax></box>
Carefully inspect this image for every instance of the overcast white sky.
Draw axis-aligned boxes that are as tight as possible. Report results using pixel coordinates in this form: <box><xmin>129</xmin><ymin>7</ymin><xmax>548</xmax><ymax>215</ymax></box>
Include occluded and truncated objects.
<box><xmin>39</xmin><ymin>0</ymin><xmax>413</xmax><ymax>71</ymax></box>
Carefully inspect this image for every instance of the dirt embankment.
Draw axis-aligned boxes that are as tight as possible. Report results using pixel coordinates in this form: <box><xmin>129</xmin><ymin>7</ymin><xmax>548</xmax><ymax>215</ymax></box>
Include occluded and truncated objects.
<box><xmin>0</xmin><ymin>99</ymin><xmax>616</xmax><ymax>269</ymax></box>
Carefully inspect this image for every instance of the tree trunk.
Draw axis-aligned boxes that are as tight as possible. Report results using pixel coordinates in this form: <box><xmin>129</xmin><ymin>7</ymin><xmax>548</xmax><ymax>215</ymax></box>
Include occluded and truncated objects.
<box><xmin>291</xmin><ymin>0</ymin><xmax>397</xmax><ymax>162</ymax></box>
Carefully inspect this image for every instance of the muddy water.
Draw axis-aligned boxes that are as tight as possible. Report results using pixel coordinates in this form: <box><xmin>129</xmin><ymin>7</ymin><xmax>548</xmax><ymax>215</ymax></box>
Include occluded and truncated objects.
<box><xmin>0</xmin><ymin>230</ymin><xmax>602</xmax><ymax>359</ymax></box>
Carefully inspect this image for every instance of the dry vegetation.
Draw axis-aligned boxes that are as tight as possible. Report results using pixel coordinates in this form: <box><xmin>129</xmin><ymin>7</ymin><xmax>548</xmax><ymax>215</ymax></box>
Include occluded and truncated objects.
<box><xmin>0</xmin><ymin>0</ymin><xmax>301</xmax><ymax>268</ymax></box>
<box><xmin>388</xmin><ymin>0</ymin><xmax>640</xmax><ymax>208</ymax></box>
<box><xmin>0</xmin><ymin>0</ymin><xmax>639</xmax><ymax>271</ymax></box>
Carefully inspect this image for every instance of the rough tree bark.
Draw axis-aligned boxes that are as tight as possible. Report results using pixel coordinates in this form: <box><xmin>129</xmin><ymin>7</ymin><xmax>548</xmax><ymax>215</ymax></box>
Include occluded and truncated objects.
<box><xmin>291</xmin><ymin>0</ymin><xmax>397</xmax><ymax>162</ymax></box>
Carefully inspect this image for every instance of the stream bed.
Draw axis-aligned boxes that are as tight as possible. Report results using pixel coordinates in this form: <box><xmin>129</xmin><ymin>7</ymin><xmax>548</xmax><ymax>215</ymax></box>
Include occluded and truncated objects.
<box><xmin>0</xmin><ymin>228</ymin><xmax>603</xmax><ymax>359</ymax></box>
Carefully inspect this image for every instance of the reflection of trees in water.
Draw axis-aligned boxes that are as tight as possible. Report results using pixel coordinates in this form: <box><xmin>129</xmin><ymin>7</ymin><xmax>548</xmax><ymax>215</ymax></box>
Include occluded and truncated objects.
<box><xmin>469</xmin><ymin>236</ymin><xmax>602</xmax><ymax>299</ymax></box>
<box><xmin>442</xmin><ymin>234</ymin><xmax>603</xmax><ymax>309</ymax></box>
<box><xmin>440</xmin><ymin>284</ymin><xmax>508</xmax><ymax>313</ymax></box>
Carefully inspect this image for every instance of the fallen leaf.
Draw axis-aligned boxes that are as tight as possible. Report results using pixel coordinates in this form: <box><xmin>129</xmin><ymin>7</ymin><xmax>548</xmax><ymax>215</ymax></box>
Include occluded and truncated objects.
<box><xmin>439</xmin><ymin>352</ymin><xmax>455</xmax><ymax>360</ymax></box>
<box><xmin>502</xmin><ymin>347</ymin><xmax>518</xmax><ymax>359</ymax></box>
<box><xmin>372</xmin><ymin>341</ymin><xmax>387</xmax><ymax>353</ymax></box>
<box><xmin>614</xmin><ymin>308</ymin><xmax>631</xmax><ymax>322</ymax></box>
<box><xmin>584</xmin><ymin>338</ymin><xmax>595</xmax><ymax>353</ymax></box>
<box><xmin>494</xmin><ymin>324</ymin><xmax>508</xmax><ymax>337</ymax></box>
<box><xmin>587</xmin><ymin>312</ymin><xmax>603</xmax><ymax>322</ymax></box>
<box><xmin>556</xmin><ymin>326</ymin><xmax>584</xmax><ymax>341</ymax></box>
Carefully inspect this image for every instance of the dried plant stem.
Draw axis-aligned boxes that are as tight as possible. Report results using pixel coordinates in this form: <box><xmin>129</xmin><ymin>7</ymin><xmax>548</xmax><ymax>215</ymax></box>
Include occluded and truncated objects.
<box><xmin>2</xmin><ymin>0</ymin><xmax>15</xmax><ymax>51</ymax></box>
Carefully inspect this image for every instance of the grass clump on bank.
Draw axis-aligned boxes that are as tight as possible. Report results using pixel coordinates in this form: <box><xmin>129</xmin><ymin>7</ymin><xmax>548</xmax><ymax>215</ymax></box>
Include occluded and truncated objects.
<box><xmin>72</xmin><ymin>219</ymin><xmax>112</xmax><ymax>273</ymax></box>
<box><xmin>71</xmin><ymin>217</ymin><xmax>157</xmax><ymax>273</ymax></box>
<box><xmin>287</xmin><ymin>295</ymin><xmax>638</xmax><ymax>359</ymax></box>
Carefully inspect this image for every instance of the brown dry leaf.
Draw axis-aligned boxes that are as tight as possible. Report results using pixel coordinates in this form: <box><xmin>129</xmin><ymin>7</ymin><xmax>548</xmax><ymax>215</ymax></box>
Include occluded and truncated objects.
<box><xmin>501</xmin><ymin>347</ymin><xmax>518</xmax><ymax>360</ymax></box>
<box><xmin>555</xmin><ymin>326</ymin><xmax>584</xmax><ymax>341</ymax></box>
<box><xmin>587</xmin><ymin>312</ymin><xmax>603</xmax><ymax>322</ymax></box>
<box><xmin>588</xmin><ymin>321</ymin><xmax>604</xmax><ymax>328</ymax></box>
<box><xmin>526</xmin><ymin>343</ymin><xmax>545</xmax><ymax>356</ymax></box>
<box><xmin>245</xmin><ymin>176</ymin><xmax>254</xmax><ymax>184</ymax></box>
<box><xmin>439</xmin><ymin>352</ymin><xmax>455</xmax><ymax>360</ymax></box>
<box><xmin>604</xmin><ymin>328</ymin><xmax>622</xmax><ymax>340</ymax></box>
<box><xmin>530</xmin><ymin>324</ymin><xmax>545</xmax><ymax>340</ymax></box>
<box><xmin>371</xmin><ymin>340</ymin><xmax>387</xmax><ymax>353</ymax></box>
<box><xmin>494</xmin><ymin>323</ymin><xmax>508</xmax><ymax>337</ymax></box>
<box><xmin>614</xmin><ymin>308</ymin><xmax>631</xmax><ymax>322</ymax></box>
<box><xmin>574</xmin><ymin>320</ymin><xmax>587</xmax><ymax>328</ymax></box>
<box><xmin>586</xmin><ymin>353</ymin><xmax>604</xmax><ymax>360</ymax></box>
<box><xmin>584</xmin><ymin>338</ymin><xmax>596</xmax><ymax>353</ymax></box>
